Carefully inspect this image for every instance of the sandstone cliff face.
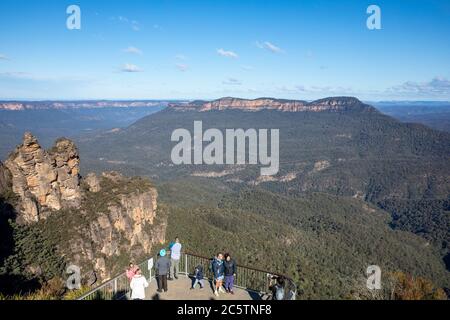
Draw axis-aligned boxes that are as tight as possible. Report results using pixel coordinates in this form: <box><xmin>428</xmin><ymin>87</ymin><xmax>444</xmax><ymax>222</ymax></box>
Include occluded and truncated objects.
<box><xmin>67</xmin><ymin>172</ymin><xmax>165</xmax><ymax>280</ymax></box>
<box><xmin>4</xmin><ymin>133</ymin><xmax>81</xmax><ymax>223</ymax></box>
<box><xmin>0</xmin><ymin>161</ymin><xmax>12</xmax><ymax>195</ymax></box>
<box><xmin>169</xmin><ymin>96</ymin><xmax>374</xmax><ymax>113</ymax></box>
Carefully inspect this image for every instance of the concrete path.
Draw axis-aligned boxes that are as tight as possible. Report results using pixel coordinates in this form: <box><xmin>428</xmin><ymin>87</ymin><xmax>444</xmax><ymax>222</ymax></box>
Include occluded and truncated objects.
<box><xmin>143</xmin><ymin>276</ymin><xmax>263</xmax><ymax>300</ymax></box>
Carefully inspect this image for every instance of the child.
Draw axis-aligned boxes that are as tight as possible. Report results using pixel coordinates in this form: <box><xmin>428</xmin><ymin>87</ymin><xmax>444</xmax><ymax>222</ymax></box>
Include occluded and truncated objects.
<box><xmin>191</xmin><ymin>265</ymin><xmax>204</xmax><ymax>289</ymax></box>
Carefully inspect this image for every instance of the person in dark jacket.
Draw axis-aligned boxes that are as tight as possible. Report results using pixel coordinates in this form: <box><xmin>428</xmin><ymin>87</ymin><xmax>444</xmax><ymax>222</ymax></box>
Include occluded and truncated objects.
<box><xmin>155</xmin><ymin>249</ymin><xmax>171</xmax><ymax>293</ymax></box>
<box><xmin>270</xmin><ymin>275</ymin><xmax>286</xmax><ymax>300</ymax></box>
<box><xmin>223</xmin><ymin>253</ymin><xmax>237</xmax><ymax>294</ymax></box>
<box><xmin>190</xmin><ymin>265</ymin><xmax>204</xmax><ymax>289</ymax></box>
<box><xmin>211</xmin><ymin>252</ymin><xmax>225</xmax><ymax>296</ymax></box>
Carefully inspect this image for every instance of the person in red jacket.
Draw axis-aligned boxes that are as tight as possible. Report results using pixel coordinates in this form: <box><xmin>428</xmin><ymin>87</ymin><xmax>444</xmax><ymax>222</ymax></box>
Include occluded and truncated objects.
<box><xmin>126</xmin><ymin>262</ymin><xmax>138</xmax><ymax>282</ymax></box>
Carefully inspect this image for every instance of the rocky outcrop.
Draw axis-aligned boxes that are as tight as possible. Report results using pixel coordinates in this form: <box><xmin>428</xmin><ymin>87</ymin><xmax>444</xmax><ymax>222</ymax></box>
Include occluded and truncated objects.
<box><xmin>169</xmin><ymin>96</ymin><xmax>375</xmax><ymax>113</ymax></box>
<box><xmin>84</xmin><ymin>173</ymin><xmax>101</xmax><ymax>193</ymax></box>
<box><xmin>4</xmin><ymin>133</ymin><xmax>81</xmax><ymax>223</ymax></box>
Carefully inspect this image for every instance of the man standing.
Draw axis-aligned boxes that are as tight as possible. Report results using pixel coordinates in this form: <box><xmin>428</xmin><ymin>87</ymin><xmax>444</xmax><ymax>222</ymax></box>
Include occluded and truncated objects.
<box><xmin>169</xmin><ymin>237</ymin><xmax>182</xmax><ymax>280</ymax></box>
<box><xmin>156</xmin><ymin>249</ymin><xmax>171</xmax><ymax>293</ymax></box>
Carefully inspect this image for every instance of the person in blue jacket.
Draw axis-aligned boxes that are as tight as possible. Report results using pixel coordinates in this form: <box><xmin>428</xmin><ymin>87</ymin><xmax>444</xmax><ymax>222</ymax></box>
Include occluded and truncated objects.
<box><xmin>191</xmin><ymin>265</ymin><xmax>204</xmax><ymax>290</ymax></box>
<box><xmin>211</xmin><ymin>252</ymin><xmax>225</xmax><ymax>296</ymax></box>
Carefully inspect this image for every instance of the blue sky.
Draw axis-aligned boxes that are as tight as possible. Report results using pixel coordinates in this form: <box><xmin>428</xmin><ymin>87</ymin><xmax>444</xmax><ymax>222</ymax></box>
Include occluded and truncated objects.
<box><xmin>0</xmin><ymin>0</ymin><xmax>449</xmax><ymax>100</ymax></box>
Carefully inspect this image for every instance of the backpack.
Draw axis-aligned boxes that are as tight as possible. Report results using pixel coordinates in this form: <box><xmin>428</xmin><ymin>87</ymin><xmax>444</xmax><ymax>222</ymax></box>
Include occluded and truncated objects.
<box><xmin>274</xmin><ymin>284</ymin><xmax>285</xmax><ymax>300</ymax></box>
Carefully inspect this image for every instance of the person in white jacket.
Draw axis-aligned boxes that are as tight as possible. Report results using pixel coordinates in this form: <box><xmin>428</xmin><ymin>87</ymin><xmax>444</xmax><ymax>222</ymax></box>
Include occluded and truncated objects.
<box><xmin>130</xmin><ymin>268</ymin><xmax>149</xmax><ymax>300</ymax></box>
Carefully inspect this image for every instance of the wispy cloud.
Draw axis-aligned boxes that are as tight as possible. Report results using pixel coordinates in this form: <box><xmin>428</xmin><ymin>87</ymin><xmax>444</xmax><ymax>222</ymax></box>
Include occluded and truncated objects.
<box><xmin>176</xmin><ymin>63</ymin><xmax>189</xmax><ymax>72</ymax></box>
<box><xmin>387</xmin><ymin>77</ymin><xmax>450</xmax><ymax>96</ymax></box>
<box><xmin>0</xmin><ymin>54</ymin><xmax>9</xmax><ymax>60</ymax></box>
<box><xmin>131</xmin><ymin>22</ymin><xmax>140</xmax><ymax>32</ymax></box>
<box><xmin>0</xmin><ymin>71</ymin><xmax>90</xmax><ymax>83</ymax></box>
<box><xmin>0</xmin><ymin>71</ymin><xmax>33</xmax><ymax>79</ymax></box>
<box><xmin>256</xmin><ymin>41</ymin><xmax>284</xmax><ymax>54</ymax></box>
<box><xmin>123</xmin><ymin>46</ymin><xmax>143</xmax><ymax>55</ymax></box>
<box><xmin>241</xmin><ymin>65</ymin><xmax>254</xmax><ymax>71</ymax></box>
<box><xmin>114</xmin><ymin>16</ymin><xmax>140</xmax><ymax>31</ymax></box>
<box><xmin>217</xmin><ymin>48</ymin><xmax>238</xmax><ymax>59</ymax></box>
<box><xmin>175</xmin><ymin>54</ymin><xmax>187</xmax><ymax>61</ymax></box>
<box><xmin>222</xmin><ymin>77</ymin><xmax>242</xmax><ymax>85</ymax></box>
<box><xmin>275</xmin><ymin>84</ymin><xmax>354</xmax><ymax>95</ymax></box>
<box><xmin>121</xmin><ymin>63</ymin><xmax>142</xmax><ymax>72</ymax></box>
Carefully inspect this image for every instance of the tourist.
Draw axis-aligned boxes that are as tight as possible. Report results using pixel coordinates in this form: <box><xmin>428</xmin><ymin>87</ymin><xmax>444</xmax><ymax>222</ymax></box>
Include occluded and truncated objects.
<box><xmin>270</xmin><ymin>275</ymin><xmax>286</xmax><ymax>300</ymax></box>
<box><xmin>126</xmin><ymin>263</ymin><xmax>137</xmax><ymax>282</ymax></box>
<box><xmin>156</xmin><ymin>249</ymin><xmax>171</xmax><ymax>293</ymax></box>
<box><xmin>169</xmin><ymin>237</ymin><xmax>182</xmax><ymax>280</ymax></box>
<box><xmin>223</xmin><ymin>253</ymin><xmax>237</xmax><ymax>294</ymax></box>
<box><xmin>130</xmin><ymin>268</ymin><xmax>149</xmax><ymax>300</ymax></box>
<box><xmin>211</xmin><ymin>252</ymin><xmax>225</xmax><ymax>297</ymax></box>
<box><xmin>191</xmin><ymin>264</ymin><xmax>204</xmax><ymax>290</ymax></box>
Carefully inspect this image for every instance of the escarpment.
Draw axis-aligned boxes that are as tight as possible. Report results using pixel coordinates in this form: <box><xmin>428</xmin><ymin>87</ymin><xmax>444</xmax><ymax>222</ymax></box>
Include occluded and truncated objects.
<box><xmin>168</xmin><ymin>96</ymin><xmax>375</xmax><ymax>113</ymax></box>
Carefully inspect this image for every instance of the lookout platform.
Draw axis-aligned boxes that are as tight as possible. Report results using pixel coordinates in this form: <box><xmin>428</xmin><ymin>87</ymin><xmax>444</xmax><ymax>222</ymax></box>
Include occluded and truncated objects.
<box><xmin>78</xmin><ymin>252</ymin><xmax>296</xmax><ymax>300</ymax></box>
<box><xmin>143</xmin><ymin>276</ymin><xmax>262</xmax><ymax>300</ymax></box>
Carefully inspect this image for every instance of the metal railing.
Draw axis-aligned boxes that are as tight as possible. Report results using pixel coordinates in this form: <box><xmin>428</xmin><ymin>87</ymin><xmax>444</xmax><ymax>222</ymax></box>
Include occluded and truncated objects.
<box><xmin>78</xmin><ymin>251</ymin><xmax>297</xmax><ymax>300</ymax></box>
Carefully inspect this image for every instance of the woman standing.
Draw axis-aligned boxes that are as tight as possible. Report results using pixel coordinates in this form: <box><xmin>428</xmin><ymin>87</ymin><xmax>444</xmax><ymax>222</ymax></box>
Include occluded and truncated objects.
<box><xmin>130</xmin><ymin>268</ymin><xmax>149</xmax><ymax>300</ymax></box>
<box><xmin>223</xmin><ymin>253</ymin><xmax>237</xmax><ymax>294</ymax></box>
<box><xmin>211</xmin><ymin>252</ymin><xmax>225</xmax><ymax>297</ymax></box>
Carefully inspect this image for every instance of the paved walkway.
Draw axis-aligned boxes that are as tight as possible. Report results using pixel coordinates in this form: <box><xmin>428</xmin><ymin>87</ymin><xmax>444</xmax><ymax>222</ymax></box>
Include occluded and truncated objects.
<box><xmin>144</xmin><ymin>276</ymin><xmax>263</xmax><ymax>300</ymax></box>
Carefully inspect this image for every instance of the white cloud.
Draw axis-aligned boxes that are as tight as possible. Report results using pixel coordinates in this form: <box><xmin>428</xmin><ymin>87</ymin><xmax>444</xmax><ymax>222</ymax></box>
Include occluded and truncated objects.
<box><xmin>121</xmin><ymin>63</ymin><xmax>142</xmax><ymax>72</ymax></box>
<box><xmin>123</xmin><ymin>46</ymin><xmax>143</xmax><ymax>55</ymax></box>
<box><xmin>222</xmin><ymin>78</ymin><xmax>242</xmax><ymax>85</ymax></box>
<box><xmin>256</xmin><ymin>41</ymin><xmax>284</xmax><ymax>54</ymax></box>
<box><xmin>0</xmin><ymin>54</ymin><xmax>9</xmax><ymax>60</ymax></box>
<box><xmin>176</xmin><ymin>63</ymin><xmax>189</xmax><ymax>72</ymax></box>
<box><xmin>217</xmin><ymin>48</ymin><xmax>238</xmax><ymax>59</ymax></box>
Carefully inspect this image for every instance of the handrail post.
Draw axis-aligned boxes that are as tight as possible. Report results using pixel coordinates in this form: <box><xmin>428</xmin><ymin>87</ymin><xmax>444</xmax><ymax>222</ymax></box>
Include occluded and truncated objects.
<box><xmin>185</xmin><ymin>253</ymin><xmax>188</xmax><ymax>276</ymax></box>
<box><xmin>114</xmin><ymin>278</ymin><xmax>117</xmax><ymax>294</ymax></box>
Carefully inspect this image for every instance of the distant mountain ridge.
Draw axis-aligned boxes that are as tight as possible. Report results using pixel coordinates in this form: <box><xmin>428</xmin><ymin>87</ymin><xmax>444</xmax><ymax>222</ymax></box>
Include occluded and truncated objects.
<box><xmin>168</xmin><ymin>96</ymin><xmax>376</xmax><ymax>112</ymax></box>
<box><xmin>0</xmin><ymin>100</ymin><xmax>175</xmax><ymax>110</ymax></box>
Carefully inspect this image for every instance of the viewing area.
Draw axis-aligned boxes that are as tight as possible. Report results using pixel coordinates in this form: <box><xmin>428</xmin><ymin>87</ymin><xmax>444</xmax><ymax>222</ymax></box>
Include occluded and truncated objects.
<box><xmin>78</xmin><ymin>252</ymin><xmax>297</xmax><ymax>300</ymax></box>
